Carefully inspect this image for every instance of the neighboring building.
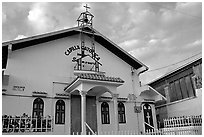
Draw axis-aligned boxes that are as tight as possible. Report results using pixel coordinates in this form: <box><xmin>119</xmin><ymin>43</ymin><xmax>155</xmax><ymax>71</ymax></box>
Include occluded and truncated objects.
<box><xmin>148</xmin><ymin>57</ymin><xmax>202</xmax><ymax>128</ymax></box>
<box><xmin>2</xmin><ymin>7</ymin><xmax>164</xmax><ymax>135</ymax></box>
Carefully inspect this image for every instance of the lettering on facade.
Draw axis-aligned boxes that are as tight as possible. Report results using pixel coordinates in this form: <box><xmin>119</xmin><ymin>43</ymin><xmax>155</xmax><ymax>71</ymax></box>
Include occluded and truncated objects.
<box><xmin>65</xmin><ymin>45</ymin><xmax>80</xmax><ymax>56</ymax></box>
<box><xmin>13</xmin><ymin>86</ymin><xmax>25</xmax><ymax>91</ymax></box>
<box><xmin>65</xmin><ymin>45</ymin><xmax>102</xmax><ymax>72</ymax></box>
<box><xmin>65</xmin><ymin>45</ymin><xmax>100</xmax><ymax>60</ymax></box>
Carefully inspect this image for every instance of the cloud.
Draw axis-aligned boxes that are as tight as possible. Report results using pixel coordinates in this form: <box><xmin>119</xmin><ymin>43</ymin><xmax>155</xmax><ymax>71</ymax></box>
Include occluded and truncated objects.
<box><xmin>176</xmin><ymin>2</ymin><xmax>202</xmax><ymax>17</ymax></box>
<box><xmin>192</xmin><ymin>39</ymin><xmax>202</xmax><ymax>46</ymax></box>
<box><xmin>148</xmin><ymin>39</ymin><xmax>158</xmax><ymax>45</ymax></box>
<box><xmin>27</xmin><ymin>3</ymin><xmax>59</xmax><ymax>34</ymax></box>
<box><xmin>119</xmin><ymin>39</ymin><xmax>142</xmax><ymax>51</ymax></box>
<box><xmin>28</xmin><ymin>6</ymin><xmax>44</xmax><ymax>21</ymax></box>
<box><xmin>2</xmin><ymin>2</ymin><xmax>202</xmax><ymax>84</ymax></box>
<box><xmin>185</xmin><ymin>39</ymin><xmax>202</xmax><ymax>49</ymax></box>
<box><xmin>14</xmin><ymin>35</ymin><xmax>27</xmax><ymax>40</ymax></box>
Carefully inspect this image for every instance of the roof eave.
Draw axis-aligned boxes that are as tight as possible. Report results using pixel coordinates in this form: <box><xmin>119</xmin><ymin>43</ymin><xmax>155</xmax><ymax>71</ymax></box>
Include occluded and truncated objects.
<box><xmin>148</xmin><ymin>56</ymin><xmax>202</xmax><ymax>85</ymax></box>
<box><xmin>2</xmin><ymin>26</ymin><xmax>148</xmax><ymax>70</ymax></box>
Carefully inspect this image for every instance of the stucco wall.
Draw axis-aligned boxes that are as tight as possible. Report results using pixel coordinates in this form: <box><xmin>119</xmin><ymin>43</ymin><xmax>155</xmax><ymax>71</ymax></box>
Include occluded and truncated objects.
<box><xmin>167</xmin><ymin>88</ymin><xmax>202</xmax><ymax>117</ymax></box>
<box><xmin>6</xmin><ymin>34</ymin><xmax>140</xmax><ymax>98</ymax></box>
<box><xmin>3</xmin><ymin>34</ymin><xmax>148</xmax><ymax>134</ymax></box>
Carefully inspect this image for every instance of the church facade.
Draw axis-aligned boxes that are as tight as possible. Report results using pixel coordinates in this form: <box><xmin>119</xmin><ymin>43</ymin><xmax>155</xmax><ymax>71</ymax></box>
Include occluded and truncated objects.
<box><xmin>2</xmin><ymin>7</ymin><xmax>165</xmax><ymax>135</ymax></box>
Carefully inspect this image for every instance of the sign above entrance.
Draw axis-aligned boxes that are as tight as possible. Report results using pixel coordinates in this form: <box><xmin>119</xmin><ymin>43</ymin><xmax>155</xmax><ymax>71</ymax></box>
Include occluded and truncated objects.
<box><xmin>65</xmin><ymin>45</ymin><xmax>100</xmax><ymax>61</ymax></box>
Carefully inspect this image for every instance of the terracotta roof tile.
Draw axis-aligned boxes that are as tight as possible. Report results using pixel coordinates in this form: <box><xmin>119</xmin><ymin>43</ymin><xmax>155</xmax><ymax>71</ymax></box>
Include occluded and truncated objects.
<box><xmin>75</xmin><ymin>73</ymin><xmax>124</xmax><ymax>83</ymax></box>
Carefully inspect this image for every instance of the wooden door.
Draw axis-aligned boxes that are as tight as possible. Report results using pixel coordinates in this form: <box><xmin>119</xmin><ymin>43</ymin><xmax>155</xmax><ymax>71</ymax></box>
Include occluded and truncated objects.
<box><xmin>71</xmin><ymin>95</ymin><xmax>81</xmax><ymax>134</ymax></box>
<box><xmin>86</xmin><ymin>96</ymin><xmax>97</xmax><ymax>134</ymax></box>
<box><xmin>71</xmin><ymin>95</ymin><xmax>97</xmax><ymax>135</ymax></box>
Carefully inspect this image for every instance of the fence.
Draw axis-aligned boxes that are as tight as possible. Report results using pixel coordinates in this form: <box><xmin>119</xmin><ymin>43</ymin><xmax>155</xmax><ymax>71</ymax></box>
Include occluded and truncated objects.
<box><xmin>164</xmin><ymin>115</ymin><xmax>202</xmax><ymax>128</ymax></box>
<box><xmin>145</xmin><ymin>126</ymin><xmax>202</xmax><ymax>135</ymax></box>
<box><xmin>71</xmin><ymin>126</ymin><xmax>202</xmax><ymax>135</ymax></box>
<box><xmin>72</xmin><ymin>115</ymin><xmax>202</xmax><ymax>135</ymax></box>
<box><xmin>2</xmin><ymin>114</ymin><xmax>53</xmax><ymax>133</ymax></box>
<box><xmin>2</xmin><ymin>114</ymin><xmax>202</xmax><ymax>135</ymax></box>
<box><xmin>72</xmin><ymin>130</ymin><xmax>139</xmax><ymax>135</ymax></box>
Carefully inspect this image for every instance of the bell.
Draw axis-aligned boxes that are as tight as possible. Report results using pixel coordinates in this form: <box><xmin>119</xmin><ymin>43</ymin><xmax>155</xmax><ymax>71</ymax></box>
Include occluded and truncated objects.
<box><xmin>83</xmin><ymin>15</ymin><xmax>89</xmax><ymax>23</ymax></box>
<box><xmin>84</xmin><ymin>18</ymin><xmax>88</xmax><ymax>23</ymax></box>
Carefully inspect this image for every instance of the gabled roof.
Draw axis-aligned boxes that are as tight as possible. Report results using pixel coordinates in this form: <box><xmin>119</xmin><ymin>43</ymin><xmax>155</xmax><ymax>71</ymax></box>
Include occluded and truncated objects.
<box><xmin>148</xmin><ymin>56</ymin><xmax>202</xmax><ymax>85</ymax></box>
<box><xmin>2</xmin><ymin>26</ymin><xmax>148</xmax><ymax>71</ymax></box>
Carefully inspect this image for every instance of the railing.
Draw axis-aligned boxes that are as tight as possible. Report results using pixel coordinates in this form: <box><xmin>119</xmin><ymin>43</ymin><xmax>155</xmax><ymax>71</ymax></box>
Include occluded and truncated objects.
<box><xmin>2</xmin><ymin>114</ymin><xmax>53</xmax><ymax>133</ymax></box>
<box><xmin>71</xmin><ymin>126</ymin><xmax>202</xmax><ymax>135</ymax></box>
<box><xmin>164</xmin><ymin>115</ymin><xmax>202</xmax><ymax>128</ymax></box>
<box><xmin>72</xmin><ymin>130</ymin><xmax>139</xmax><ymax>135</ymax></box>
<box><xmin>85</xmin><ymin>122</ymin><xmax>96</xmax><ymax>135</ymax></box>
<box><xmin>144</xmin><ymin>122</ymin><xmax>162</xmax><ymax>134</ymax></box>
<box><xmin>145</xmin><ymin>126</ymin><xmax>202</xmax><ymax>135</ymax></box>
<box><xmin>72</xmin><ymin>116</ymin><xmax>202</xmax><ymax>135</ymax></box>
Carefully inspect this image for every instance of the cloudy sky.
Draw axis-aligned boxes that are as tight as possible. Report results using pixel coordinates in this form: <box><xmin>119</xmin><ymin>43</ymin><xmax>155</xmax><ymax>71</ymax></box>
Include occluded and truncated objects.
<box><xmin>2</xmin><ymin>2</ymin><xmax>202</xmax><ymax>84</ymax></box>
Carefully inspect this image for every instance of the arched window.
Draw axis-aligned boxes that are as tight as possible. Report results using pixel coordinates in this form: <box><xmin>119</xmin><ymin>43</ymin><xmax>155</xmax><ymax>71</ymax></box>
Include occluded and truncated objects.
<box><xmin>55</xmin><ymin>100</ymin><xmax>65</xmax><ymax>124</ymax></box>
<box><xmin>118</xmin><ymin>102</ymin><xmax>126</xmax><ymax>123</ymax></box>
<box><xmin>143</xmin><ymin>103</ymin><xmax>154</xmax><ymax>131</ymax></box>
<box><xmin>32</xmin><ymin>98</ymin><xmax>44</xmax><ymax>118</ymax></box>
<box><xmin>101</xmin><ymin>102</ymin><xmax>110</xmax><ymax>124</ymax></box>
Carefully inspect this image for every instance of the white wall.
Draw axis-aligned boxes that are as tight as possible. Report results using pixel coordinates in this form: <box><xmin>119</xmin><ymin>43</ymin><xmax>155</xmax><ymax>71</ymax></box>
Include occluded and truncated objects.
<box><xmin>167</xmin><ymin>89</ymin><xmax>202</xmax><ymax>117</ymax></box>
<box><xmin>3</xmin><ymin>34</ymin><xmax>145</xmax><ymax>134</ymax></box>
<box><xmin>6</xmin><ymin>34</ymin><xmax>141</xmax><ymax>98</ymax></box>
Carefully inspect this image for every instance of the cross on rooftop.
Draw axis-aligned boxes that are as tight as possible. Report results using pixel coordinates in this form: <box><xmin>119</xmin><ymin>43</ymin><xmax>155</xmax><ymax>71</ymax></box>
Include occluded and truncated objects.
<box><xmin>84</xmin><ymin>4</ymin><xmax>90</xmax><ymax>12</ymax></box>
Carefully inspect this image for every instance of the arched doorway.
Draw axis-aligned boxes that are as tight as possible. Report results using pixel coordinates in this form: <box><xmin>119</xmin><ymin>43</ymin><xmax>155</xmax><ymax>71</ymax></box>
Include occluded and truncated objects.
<box><xmin>70</xmin><ymin>86</ymin><xmax>112</xmax><ymax>134</ymax></box>
<box><xmin>143</xmin><ymin>103</ymin><xmax>154</xmax><ymax>131</ymax></box>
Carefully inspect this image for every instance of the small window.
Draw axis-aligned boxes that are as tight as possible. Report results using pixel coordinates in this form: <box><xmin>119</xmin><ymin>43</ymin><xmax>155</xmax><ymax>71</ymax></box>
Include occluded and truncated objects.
<box><xmin>101</xmin><ymin>102</ymin><xmax>110</xmax><ymax>124</ymax></box>
<box><xmin>118</xmin><ymin>102</ymin><xmax>126</xmax><ymax>123</ymax></box>
<box><xmin>55</xmin><ymin>100</ymin><xmax>65</xmax><ymax>124</ymax></box>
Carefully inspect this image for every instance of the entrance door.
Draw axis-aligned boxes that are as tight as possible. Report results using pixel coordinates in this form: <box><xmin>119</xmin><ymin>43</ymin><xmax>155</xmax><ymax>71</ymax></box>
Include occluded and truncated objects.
<box><xmin>143</xmin><ymin>103</ymin><xmax>154</xmax><ymax>131</ymax></box>
<box><xmin>71</xmin><ymin>95</ymin><xmax>97</xmax><ymax>134</ymax></box>
<box><xmin>86</xmin><ymin>96</ymin><xmax>97</xmax><ymax>134</ymax></box>
<box><xmin>71</xmin><ymin>95</ymin><xmax>81</xmax><ymax>134</ymax></box>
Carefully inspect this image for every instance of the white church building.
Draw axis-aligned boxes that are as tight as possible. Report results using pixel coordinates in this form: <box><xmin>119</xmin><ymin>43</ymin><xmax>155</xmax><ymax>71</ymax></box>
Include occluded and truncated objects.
<box><xmin>2</xmin><ymin>6</ymin><xmax>165</xmax><ymax>135</ymax></box>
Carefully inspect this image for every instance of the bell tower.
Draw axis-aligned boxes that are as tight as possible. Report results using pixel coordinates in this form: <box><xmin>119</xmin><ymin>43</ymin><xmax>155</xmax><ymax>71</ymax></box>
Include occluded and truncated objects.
<box><xmin>77</xmin><ymin>4</ymin><xmax>94</xmax><ymax>27</ymax></box>
<box><xmin>73</xmin><ymin>4</ymin><xmax>102</xmax><ymax>72</ymax></box>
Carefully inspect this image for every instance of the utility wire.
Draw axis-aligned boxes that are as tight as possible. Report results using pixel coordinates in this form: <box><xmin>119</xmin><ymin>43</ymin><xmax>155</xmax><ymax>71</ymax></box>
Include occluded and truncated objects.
<box><xmin>150</xmin><ymin>3</ymin><xmax>202</xmax><ymax>21</ymax></box>
<box><xmin>146</xmin><ymin>52</ymin><xmax>202</xmax><ymax>73</ymax></box>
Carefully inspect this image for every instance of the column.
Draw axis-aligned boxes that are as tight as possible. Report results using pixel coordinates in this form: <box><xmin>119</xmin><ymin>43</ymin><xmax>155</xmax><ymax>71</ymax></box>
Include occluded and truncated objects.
<box><xmin>164</xmin><ymin>83</ymin><xmax>170</xmax><ymax>117</ymax></box>
<box><xmin>80</xmin><ymin>90</ymin><xmax>87</xmax><ymax>135</ymax></box>
<box><xmin>164</xmin><ymin>84</ymin><xmax>170</xmax><ymax>103</ymax></box>
<box><xmin>112</xmin><ymin>93</ymin><xmax>119</xmax><ymax>132</ymax></box>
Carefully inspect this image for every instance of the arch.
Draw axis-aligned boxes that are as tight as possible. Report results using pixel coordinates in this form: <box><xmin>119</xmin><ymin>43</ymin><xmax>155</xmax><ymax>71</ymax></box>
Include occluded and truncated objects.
<box><xmin>32</xmin><ymin>98</ymin><xmax>44</xmax><ymax>118</ymax></box>
<box><xmin>55</xmin><ymin>99</ymin><xmax>65</xmax><ymax>124</ymax></box>
<box><xmin>101</xmin><ymin>102</ymin><xmax>110</xmax><ymax>124</ymax></box>
<box><xmin>87</xmin><ymin>86</ymin><xmax>113</xmax><ymax>97</ymax></box>
<box><xmin>118</xmin><ymin>102</ymin><xmax>126</xmax><ymax>123</ymax></box>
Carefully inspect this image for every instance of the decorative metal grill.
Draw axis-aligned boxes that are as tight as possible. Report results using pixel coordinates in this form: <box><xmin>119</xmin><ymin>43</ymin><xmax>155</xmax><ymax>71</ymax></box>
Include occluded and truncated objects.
<box><xmin>2</xmin><ymin>113</ymin><xmax>53</xmax><ymax>133</ymax></box>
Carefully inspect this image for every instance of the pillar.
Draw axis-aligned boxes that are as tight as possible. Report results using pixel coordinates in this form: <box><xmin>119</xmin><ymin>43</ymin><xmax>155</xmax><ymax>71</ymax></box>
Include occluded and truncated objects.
<box><xmin>112</xmin><ymin>93</ymin><xmax>119</xmax><ymax>132</ymax></box>
<box><xmin>164</xmin><ymin>84</ymin><xmax>170</xmax><ymax>103</ymax></box>
<box><xmin>164</xmin><ymin>84</ymin><xmax>170</xmax><ymax>118</ymax></box>
<box><xmin>80</xmin><ymin>90</ymin><xmax>87</xmax><ymax>135</ymax></box>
